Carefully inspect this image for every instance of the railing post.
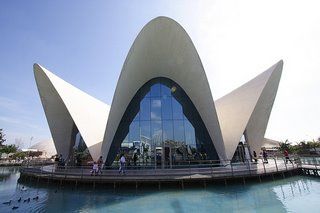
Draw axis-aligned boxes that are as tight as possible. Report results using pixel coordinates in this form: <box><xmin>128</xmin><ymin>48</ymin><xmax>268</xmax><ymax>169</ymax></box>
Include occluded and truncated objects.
<box><xmin>231</xmin><ymin>160</ymin><xmax>234</xmax><ymax>177</ymax></box>
<box><xmin>274</xmin><ymin>158</ymin><xmax>279</xmax><ymax>172</ymax></box>
<box><xmin>263</xmin><ymin>161</ymin><xmax>266</xmax><ymax>174</ymax></box>
<box><xmin>64</xmin><ymin>165</ymin><xmax>67</xmax><ymax>179</ymax></box>
<box><xmin>81</xmin><ymin>166</ymin><xmax>83</xmax><ymax>179</ymax></box>
<box><xmin>284</xmin><ymin>158</ymin><xmax>288</xmax><ymax>171</ymax></box>
<box><xmin>41</xmin><ymin>162</ymin><xmax>43</xmax><ymax>176</ymax></box>
<box><xmin>211</xmin><ymin>160</ymin><xmax>214</xmax><ymax>177</ymax></box>
<box><xmin>247</xmin><ymin>159</ymin><xmax>252</xmax><ymax>176</ymax></box>
<box><xmin>291</xmin><ymin>158</ymin><xmax>294</xmax><ymax>169</ymax></box>
<box><xmin>314</xmin><ymin>157</ymin><xmax>317</xmax><ymax>170</ymax></box>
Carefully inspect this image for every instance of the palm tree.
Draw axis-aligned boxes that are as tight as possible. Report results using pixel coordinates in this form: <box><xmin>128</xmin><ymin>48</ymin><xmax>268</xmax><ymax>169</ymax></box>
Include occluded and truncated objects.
<box><xmin>279</xmin><ymin>139</ymin><xmax>291</xmax><ymax>153</ymax></box>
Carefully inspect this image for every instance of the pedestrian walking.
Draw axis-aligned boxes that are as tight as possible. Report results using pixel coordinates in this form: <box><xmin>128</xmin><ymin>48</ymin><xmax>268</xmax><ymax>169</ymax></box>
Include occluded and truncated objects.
<box><xmin>284</xmin><ymin>149</ymin><xmax>292</xmax><ymax>164</ymax></box>
<box><xmin>262</xmin><ymin>150</ymin><xmax>268</xmax><ymax>163</ymax></box>
<box><xmin>91</xmin><ymin>161</ymin><xmax>98</xmax><ymax>176</ymax></box>
<box><xmin>133</xmin><ymin>153</ymin><xmax>138</xmax><ymax>167</ymax></box>
<box><xmin>119</xmin><ymin>154</ymin><xmax>126</xmax><ymax>174</ymax></box>
<box><xmin>253</xmin><ymin>151</ymin><xmax>258</xmax><ymax>163</ymax></box>
<box><xmin>97</xmin><ymin>156</ymin><xmax>103</xmax><ymax>175</ymax></box>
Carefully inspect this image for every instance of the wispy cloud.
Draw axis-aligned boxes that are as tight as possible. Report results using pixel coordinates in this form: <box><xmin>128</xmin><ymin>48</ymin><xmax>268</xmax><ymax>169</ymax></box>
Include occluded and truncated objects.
<box><xmin>0</xmin><ymin>96</ymin><xmax>29</xmax><ymax>115</ymax></box>
<box><xmin>0</xmin><ymin>116</ymin><xmax>41</xmax><ymax>129</ymax></box>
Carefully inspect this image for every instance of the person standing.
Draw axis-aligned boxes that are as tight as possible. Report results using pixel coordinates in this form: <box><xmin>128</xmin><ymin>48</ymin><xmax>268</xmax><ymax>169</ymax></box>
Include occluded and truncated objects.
<box><xmin>119</xmin><ymin>154</ymin><xmax>126</xmax><ymax>174</ymax></box>
<box><xmin>262</xmin><ymin>150</ymin><xmax>268</xmax><ymax>163</ymax></box>
<box><xmin>253</xmin><ymin>151</ymin><xmax>258</xmax><ymax>163</ymax></box>
<box><xmin>284</xmin><ymin>150</ymin><xmax>292</xmax><ymax>164</ymax></box>
<box><xmin>91</xmin><ymin>161</ymin><xmax>98</xmax><ymax>176</ymax></box>
<box><xmin>133</xmin><ymin>153</ymin><xmax>138</xmax><ymax>167</ymax></box>
<box><xmin>97</xmin><ymin>156</ymin><xmax>103</xmax><ymax>175</ymax></box>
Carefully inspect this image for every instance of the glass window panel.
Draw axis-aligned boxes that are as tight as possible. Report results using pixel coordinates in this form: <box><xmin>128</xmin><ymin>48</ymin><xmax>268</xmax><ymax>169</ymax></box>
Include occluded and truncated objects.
<box><xmin>123</xmin><ymin>134</ymin><xmax>129</xmax><ymax>143</ymax></box>
<box><xmin>163</xmin><ymin>120</ymin><xmax>174</xmax><ymax>142</ymax></box>
<box><xmin>144</xmin><ymin>88</ymin><xmax>151</xmax><ymax>98</ymax></box>
<box><xmin>150</xmin><ymin>83</ymin><xmax>161</xmax><ymax>97</ymax></box>
<box><xmin>151</xmin><ymin>120</ymin><xmax>162</xmax><ymax>146</ymax></box>
<box><xmin>184</xmin><ymin>119</ymin><xmax>196</xmax><ymax>146</ymax></box>
<box><xmin>140</xmin><ymin>98</ymin><xmax>150</xmax><ymax>120</ymax></box>
<box><xmin>161</xmin><ymin>83</ymin><xmax>172</xmax><ymax>96</ymax></box>
<box><xmin>140</xmin><ymin>120</ymin><xmax>151</xmax><ymax>143</ymax></box>
<box><xmin>129</xmin><ymin>121</ymin><xmax>140</xmax><ymax>143</ymax></box>
<box><xmin>173</xmin><ymin>120</ymin><xmax>185</xmax><ymax>143</ymax></box>
<box><xmin>133</xmin><ymin>111</ymin><xmax>139</xmax><ymax>121</ymax></box>
<box><xmin>172</xmin><ymin>98</ymin><xmax>183</xmax><ymax>119</ymax></box>
<box><xmin>151</xmin><ymin>98</ymin><xmax>161</xmax><ymax>120</ymax></box>
<box><xmin>161</xmin><ymin>96</ymin><xmax>172</xmax><ymax>120</ymax></box>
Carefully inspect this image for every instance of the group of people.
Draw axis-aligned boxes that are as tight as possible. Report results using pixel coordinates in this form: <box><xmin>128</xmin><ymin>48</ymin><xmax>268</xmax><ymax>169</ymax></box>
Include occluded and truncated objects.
<box><xmin>54</xmin><ymin>154</ymin><xmax>65</xmax><ymax>168</ymax></box>
<box><xmin>90</xmin><ymin>156</ymin><xmax>104</xmax><ymax>176</ymax></box>
<box><xmin>55</xmin><ymin>154</ymin><xmax>126</xmax><ymax>175</ymax></box>
<box><xmin>251</xmin><ymin>149</ymin><xmax>292</xmax><ymax>164</ymax></box>
<box><xmin>90</xmin><ymin>154</ymin><xmax>127</xmax><ymax>175</ymax></box>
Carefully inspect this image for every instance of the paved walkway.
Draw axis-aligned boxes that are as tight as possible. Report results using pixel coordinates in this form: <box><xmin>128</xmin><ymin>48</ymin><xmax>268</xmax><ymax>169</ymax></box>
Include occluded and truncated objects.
<box><xmin>20</xmin><ymin>159</ymin><xmax>299</xmax><ymax>183</ymax></box>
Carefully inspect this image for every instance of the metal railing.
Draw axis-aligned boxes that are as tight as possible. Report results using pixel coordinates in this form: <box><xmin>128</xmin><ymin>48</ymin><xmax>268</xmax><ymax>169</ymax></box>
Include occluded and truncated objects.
<box><xmin>20</xmin><ymin>156</ymin><xmax>306</xmax><ymax>180</ymax></box>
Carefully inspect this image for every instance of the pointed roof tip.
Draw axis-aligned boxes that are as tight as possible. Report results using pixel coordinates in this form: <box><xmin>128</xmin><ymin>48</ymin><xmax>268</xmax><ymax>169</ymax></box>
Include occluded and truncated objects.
<box><xmin>33</xmin><ymin>63</ymin><xmax>53</xmax><ymax>76</ymax></box>
<box><xmin>273</xmin><ymin>59</ymin><xmax>284</xmax><ymax>74</ymax></box>
<box><xmin>33</xmin><ymin>63</ymin><xmax>43</xmax><ymax>77</ymax></box>
<box><xmin>33</xmin><ymin>63</ymin><xmax>40</xmax><ymax>70</ymax></box>
<box><xmin>277</xmin><ymin>59</ymin><xmax>284</xmax><ymax>68</ymax></box>
<box><xmin>265</xmin><ymin>59</ymin><xmax>283</xmax><ymax>76</ymax></box>
<box><xmin>33</xmin><ymin>63</ymin><xmax>45</xmax><ymax>73</ymax></box>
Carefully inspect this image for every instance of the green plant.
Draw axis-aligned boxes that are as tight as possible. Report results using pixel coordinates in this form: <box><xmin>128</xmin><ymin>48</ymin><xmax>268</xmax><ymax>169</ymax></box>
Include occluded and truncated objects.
<box><xmin>0</xmin><ymin>129</ymin><xmax>6</xmax><ymax>146</ymax></box>
<box><xmin>278</xmin><ymin>139</ymin><xmax>292</xmax><ymax>153</ymax></box>
<box><xmin>12</xmin><ymin>152</ymin><xmax>27</xmax><ymax>159</ymax></box>
<box><xmin>0</xmin><ymin>144</ymin><xmax>18</xmax><ymax>154</ymax></box>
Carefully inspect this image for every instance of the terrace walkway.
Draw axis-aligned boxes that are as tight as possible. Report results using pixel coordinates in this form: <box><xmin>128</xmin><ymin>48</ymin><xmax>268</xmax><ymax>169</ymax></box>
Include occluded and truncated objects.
<box><xmin>19</xmin><ymin>158</ymin><xmax>307</xmax><ymax>187</ymax></box>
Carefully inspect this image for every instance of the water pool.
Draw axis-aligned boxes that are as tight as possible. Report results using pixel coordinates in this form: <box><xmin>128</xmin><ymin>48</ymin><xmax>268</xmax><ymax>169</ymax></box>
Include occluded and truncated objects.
<box><xmin>0</xmin><ymin>167</ymin><xmax>319</xmax><ymax>212</ymax></box>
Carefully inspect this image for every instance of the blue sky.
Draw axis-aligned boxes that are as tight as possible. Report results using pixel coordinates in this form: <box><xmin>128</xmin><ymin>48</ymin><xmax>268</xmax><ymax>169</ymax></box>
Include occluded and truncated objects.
<box><xmin>1</xmin><ymin>1</ymin><xmax>319</xmax><ymax>147</ymax></box>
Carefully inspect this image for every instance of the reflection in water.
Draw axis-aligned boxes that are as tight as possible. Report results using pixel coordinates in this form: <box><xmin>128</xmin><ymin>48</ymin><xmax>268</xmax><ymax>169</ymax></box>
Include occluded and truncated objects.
<box><xmin>0</xmin><ymin>167</ymin><xmax>320</xmax><ymax>212</ymax></box>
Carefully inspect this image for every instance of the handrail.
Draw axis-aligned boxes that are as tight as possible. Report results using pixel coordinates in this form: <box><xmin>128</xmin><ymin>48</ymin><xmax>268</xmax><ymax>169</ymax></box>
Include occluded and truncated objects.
<box><xmin>20</xmin><ymin>156</ymin><xmax>314</xmax><ymax>180</ymax></box>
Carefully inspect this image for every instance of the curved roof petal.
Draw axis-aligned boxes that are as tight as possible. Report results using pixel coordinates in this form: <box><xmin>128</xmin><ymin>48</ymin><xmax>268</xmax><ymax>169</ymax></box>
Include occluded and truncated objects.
<box><xmin>101</xmin><ymin>17</ymin><xmax>226</xmax><ymax>161</ymax></box>
<box><xmin>34</xmin><ymin>64</ymin><xmax>110</xmax><ymax>161</ymax></box>
<box><xmin>215</xmin><ymin>61</ymin><xmax>283</xmax><ymax>159</ymax></box>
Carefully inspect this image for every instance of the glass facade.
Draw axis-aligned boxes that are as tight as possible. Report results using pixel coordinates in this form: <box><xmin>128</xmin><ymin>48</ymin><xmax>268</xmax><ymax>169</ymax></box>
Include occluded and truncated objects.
<box><xmin>68</xmin><ymin>126</ymin><xmax>92</xmax><ymax>166</ymax></box>
<box><xmin>232</xmin><ymin>132</ymin><xmax>252</xmax><ymax>163</ymax></box>
<box><xmin>106</xmin><ymin>78</ymin><xmax>219</xmax><ymax>167</ymax></box>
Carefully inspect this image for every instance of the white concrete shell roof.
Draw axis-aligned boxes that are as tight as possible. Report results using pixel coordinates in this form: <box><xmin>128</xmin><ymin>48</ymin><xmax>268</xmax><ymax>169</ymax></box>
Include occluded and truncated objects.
<box><xmin>262</xmin><ymin>138</ymin><xmax>281</xmax><ymax>148</ymax></box>
<box><xmin>29</xmin><ymin>139</ymin><xmax>57</xmax><ymax>157</ymax></box>
<box><xmin>215</xmin><ymin>61</ymin><xmax>283</xmax><ymax>159</ymax></box>
<box><xmin>34</xmin><ymin>16</ymin><xmax>284</xmax><ymax>163</ymax></box>
<box><xmin>101</xmin><ymin>16</ymin><xmax>226</xmax><ymax>161</ymax></box>
<box><xmin>34</xmin><ymin>64</ymin><xmax>110</xmax><ymax>161</ymax></box>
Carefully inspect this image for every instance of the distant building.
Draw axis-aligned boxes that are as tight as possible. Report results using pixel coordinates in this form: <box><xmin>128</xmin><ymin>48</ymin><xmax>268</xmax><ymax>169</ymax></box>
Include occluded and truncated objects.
<box><xmin>29</xmin><ymin>139</ymin><xmax>57</xmax><ymax>158</ymax></box>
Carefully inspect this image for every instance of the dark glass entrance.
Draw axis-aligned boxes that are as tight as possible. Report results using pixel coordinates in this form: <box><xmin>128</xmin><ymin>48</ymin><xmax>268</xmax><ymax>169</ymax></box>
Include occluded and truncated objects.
<box><xmin>105</xmin><ymin>78</ymin><xmax>219</xmax><ymax>167</ymax></box>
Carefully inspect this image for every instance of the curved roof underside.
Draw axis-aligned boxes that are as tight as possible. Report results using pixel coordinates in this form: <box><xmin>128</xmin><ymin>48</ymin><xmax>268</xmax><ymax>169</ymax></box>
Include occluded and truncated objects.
<box><xmin>34</xmin><ymin>64</ymin><xmax>110</xmax><ymax>161</ymax></box>
<box><xmin>215</xmin><ymin>61</ymin><xmax>283</xmax><ymax>159</ymax></box>
<box><xmin>101</xmin><ymin>17</ymin><xmax>226</xmax><ymax>161</ymax></box>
